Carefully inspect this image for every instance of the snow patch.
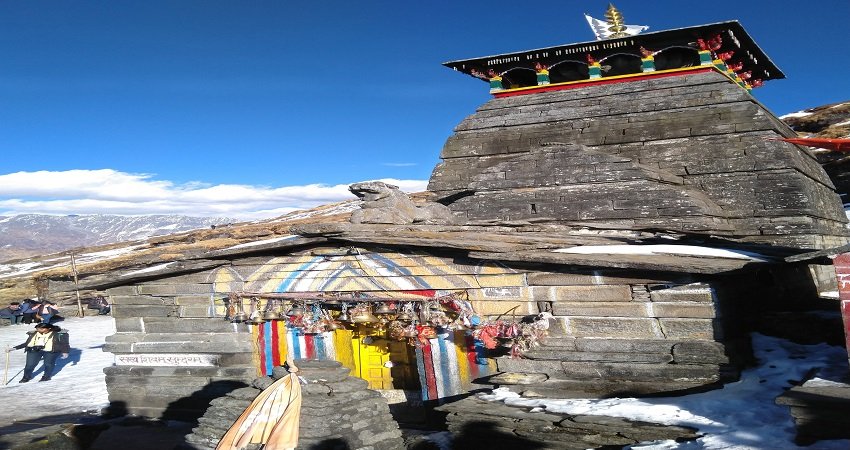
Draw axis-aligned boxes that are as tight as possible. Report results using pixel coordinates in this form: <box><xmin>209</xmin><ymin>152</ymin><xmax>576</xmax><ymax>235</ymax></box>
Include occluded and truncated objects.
<box><xmin>552</xmin><ymin>244</ymin><xmax>769</xmax><ymax>261</ymax></box>
<box><xmin>224</xmin><ymin>235</ymin><xmax>299</xmax><ymax>250</ymax></box>
<box><xmin>121</xmin><ymin>262</ymin><xmax>174</xmax><ymax>276</ymax></box>
<box><xmin>779</xmin><ymin>111</ymin><xmax>813</xmax><ymax>119</ymax></box>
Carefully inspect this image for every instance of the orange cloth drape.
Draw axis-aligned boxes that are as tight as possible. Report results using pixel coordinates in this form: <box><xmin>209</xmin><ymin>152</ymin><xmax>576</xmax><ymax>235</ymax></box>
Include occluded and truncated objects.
<box><xmin>780</xmin><ymin>138</ymin><xmax>850</xmax><ymax>152</ymax></box>
<box><xmin>216</xmin><ymin>373</ymin><xmax>302</xmax><ymax>450</ymax></box>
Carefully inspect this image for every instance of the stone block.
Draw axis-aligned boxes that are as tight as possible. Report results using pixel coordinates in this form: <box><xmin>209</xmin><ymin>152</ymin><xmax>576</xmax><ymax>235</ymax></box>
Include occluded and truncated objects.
<box><xmin>143</xmin><ymin>318</ymin><xmax>246</xmax><ymax>333</ymax></box>
<box><xmin>106</xmin><ymin>286</ymin><xmax>138</xmax><ymax>296</ymax></box>
<box><xmin>137</xmin><ymin>283</ymin><xmax>215</xmax><ymax>296</ymax></box>
<box><xmin>179</xmin><ymin>306</ymin><xmax>215</xmax><ymax>318</ymax></box>
<box><xmin>672</xmin><ymin>341</ymin><xmax>728</xmax><ymax>364</ymax></box>
<box><xmin>565</xmin><ymin>317</ymin><xmax>661</xmax><ymax>338</ymax></box>
<box><xmin>650</xmin><ymin>284</ymin><xmax>714</xmax><ymax>302</ymax></box>
<box><xmin>114</xmin><ymin>317</ymin><xmax>144</xmax><ymax>333</ymax></box>
<box><xmin>540</xmin><ymin>285</ymin><xmax>633</xmax><ymax>302</ymax></box>
<box><xmin>650</xmin><ymin>302</ymin><xmax>716</xmax><ymax>318</ymax></box>
<box><xmin>659</xmin><ymin>318</ymin><xmax>719</xmax><ymax>340</ymax></box>
<box><xmin>558</xmin><ymin>361</ymin><xmax>721</xmax><ymax>382</ymax></box>
<box><xmin>467</xmin><ymin>286</ymin><xmax>529</xmax><ymax>301</ymax></box>
<box><xmin>551</xmin><ymin>302</ymin><xmax>650</xmax><ymax>317</ymax></box>
<box><xmin>112</xmin><ymin>304</ymin><xmax>176</xmax><ymax>319</ymax></box>
<box><xmin>469</xmin><ymin>300</ymin><xmax>537</xmax><ymax>316</ymax></box>
<box><xmin>175</xmin><ymin>295</ymin><xmax>218</xmax><ymax>306</ymax></box>
<box><xmin>110</xmin><ymin>295</ymin><xmax>175</xmax><ymax>306</ymax></box>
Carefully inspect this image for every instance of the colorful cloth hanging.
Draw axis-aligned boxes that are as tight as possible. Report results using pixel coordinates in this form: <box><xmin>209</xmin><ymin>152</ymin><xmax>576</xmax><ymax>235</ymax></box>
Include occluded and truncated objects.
<box><xmin>779</xmin><ymin>138</ymin><xmax>850</xmax><ymax>152</ymax></box>
<box><xmin>253</xmin><ymin>322</ymin><xmax>337</xmax><ymax>376</ymax></box>
<box><xmin>216</xmin><ymin>372</ymin><xmax>302</xmax><ymax>450</ymax></box>
<box><xmin>415</xmin><ymin>331</ymin><xmax>495</xmax><ymax>402</ymax></box>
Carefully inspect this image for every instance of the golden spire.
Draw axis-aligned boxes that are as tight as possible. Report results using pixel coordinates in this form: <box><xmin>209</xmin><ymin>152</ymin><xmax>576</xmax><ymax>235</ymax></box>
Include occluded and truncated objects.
<box><xmin>604</xmin><ymin>3</ymin><xmax>629</xmax><ymax>38</ymax></box>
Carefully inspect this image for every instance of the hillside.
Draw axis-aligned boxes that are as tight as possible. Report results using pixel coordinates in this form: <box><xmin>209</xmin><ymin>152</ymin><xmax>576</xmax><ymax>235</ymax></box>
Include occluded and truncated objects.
<box><xmin>781</xmin><ymin>100</ymin><xmax>850</xmax><ymax>204</ymax></box>
<box><xmin>0</xmin><ymin>200</ymin><xmax>362</xmax><ymax>301</ymax></box>
<box><xmin>0</xmin><ymin>214</ymin><xmax>236</xmax><ymax>261</ymax></box>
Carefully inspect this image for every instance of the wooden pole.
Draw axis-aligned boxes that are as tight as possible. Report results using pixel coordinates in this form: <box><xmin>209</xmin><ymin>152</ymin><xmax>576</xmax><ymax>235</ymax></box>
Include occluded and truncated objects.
<box><xmin>3</xmin><ymin>350</ymin><xmax>9</xmax><ymax>385</ymax></box>
<box><xmin>70</xmin><ymin>253</ymin><xmax>84</xmax><ymax>318</ymax></box>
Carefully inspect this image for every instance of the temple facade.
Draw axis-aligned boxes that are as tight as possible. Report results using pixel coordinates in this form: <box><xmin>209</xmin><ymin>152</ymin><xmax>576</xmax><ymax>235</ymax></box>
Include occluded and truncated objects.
<box><xmin>39</xmin><ymin>12</ymin><xmax>848</xmax><ymax>431</ymax></box>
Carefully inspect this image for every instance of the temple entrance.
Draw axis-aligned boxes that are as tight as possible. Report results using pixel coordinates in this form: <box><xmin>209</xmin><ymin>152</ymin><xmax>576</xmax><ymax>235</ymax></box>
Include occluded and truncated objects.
<box><xmin>352</xmin><ymin>328</ymin><xmax>420</xmax><ymax>390</ymax></box>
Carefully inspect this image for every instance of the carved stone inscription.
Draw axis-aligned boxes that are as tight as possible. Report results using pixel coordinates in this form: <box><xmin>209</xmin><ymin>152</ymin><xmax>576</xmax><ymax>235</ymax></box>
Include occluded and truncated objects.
<box><xmin>115</xmin><ymin>353</ymin><xmax>219</xmax><ymax>367</ymax></box>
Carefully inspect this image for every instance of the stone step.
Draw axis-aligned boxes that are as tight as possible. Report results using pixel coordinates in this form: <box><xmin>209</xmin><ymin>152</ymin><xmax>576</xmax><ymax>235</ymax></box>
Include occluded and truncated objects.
<box><xmin>496</xmin><ymin>357</ymin><xmax>721</xmax><ymax>382</ymax></box>
<box><xmin>521</xmin><ymin>349</ymin><xmax>674</xmax><ymax>363</ymax></box>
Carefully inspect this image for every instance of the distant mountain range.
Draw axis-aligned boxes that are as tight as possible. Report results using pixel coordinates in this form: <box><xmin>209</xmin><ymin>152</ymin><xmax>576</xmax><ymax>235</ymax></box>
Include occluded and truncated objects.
<box><xmin>0</xmin><ymin>214</ymin><xmax>235</xmax><ymax>261</ymax></box>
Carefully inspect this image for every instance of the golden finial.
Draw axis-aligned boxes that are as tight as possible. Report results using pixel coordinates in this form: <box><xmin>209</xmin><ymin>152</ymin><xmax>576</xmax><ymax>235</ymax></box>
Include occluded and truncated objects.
<box><xmin>604</xmin><ymin>3</ymin><xmax>628</xmax><ymax>38</ymax></box>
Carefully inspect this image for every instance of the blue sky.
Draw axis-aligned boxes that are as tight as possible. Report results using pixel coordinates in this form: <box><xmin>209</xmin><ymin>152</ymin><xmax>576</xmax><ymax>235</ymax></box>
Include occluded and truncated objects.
<box><xmin>1</xmin><ymin>1</ymin><xmax>848</xmax><ymax>218</ymax></box>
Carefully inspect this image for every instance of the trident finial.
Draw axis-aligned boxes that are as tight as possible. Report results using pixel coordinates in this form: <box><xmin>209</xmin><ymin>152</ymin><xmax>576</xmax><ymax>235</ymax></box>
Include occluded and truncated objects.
<box><xmin>604</xmin><ymin>4</ymin><xmax>629</xmax><ymax>38</ymax></box>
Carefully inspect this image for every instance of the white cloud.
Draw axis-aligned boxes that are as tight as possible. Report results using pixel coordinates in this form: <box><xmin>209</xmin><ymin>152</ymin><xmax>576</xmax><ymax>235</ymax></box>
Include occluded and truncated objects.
<box><xmin>0</xmin><ymin>169</ymin><xmax>429</xmax><ymax>219</ymax></box>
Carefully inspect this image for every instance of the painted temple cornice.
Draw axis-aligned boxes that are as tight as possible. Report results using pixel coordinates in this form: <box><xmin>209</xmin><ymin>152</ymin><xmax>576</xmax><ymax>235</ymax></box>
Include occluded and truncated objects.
<box><xmin>444</xmin><ymin>21</ymin><xmax>783</xmax><ymax>94</ymax></box>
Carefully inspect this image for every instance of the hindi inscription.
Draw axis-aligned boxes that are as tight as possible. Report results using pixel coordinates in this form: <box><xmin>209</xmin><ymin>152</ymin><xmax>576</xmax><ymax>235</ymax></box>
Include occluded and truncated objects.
<box><xmin>115</xmin><ymin>353</ymin><xmax>219</xmax><ymax>367</ymax></box>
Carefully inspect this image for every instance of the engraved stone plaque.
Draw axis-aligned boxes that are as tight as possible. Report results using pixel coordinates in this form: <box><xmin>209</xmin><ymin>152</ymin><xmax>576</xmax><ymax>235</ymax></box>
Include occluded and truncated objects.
<box><xmin>115</xmin><ymin>353</ymin><xmax>219</xmax><ymax>367</ymax></box>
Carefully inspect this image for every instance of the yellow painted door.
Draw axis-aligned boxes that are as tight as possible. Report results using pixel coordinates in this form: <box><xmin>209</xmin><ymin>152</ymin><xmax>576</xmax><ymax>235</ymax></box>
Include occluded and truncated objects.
<box><xmin>353</xmin><ymin>336</ymin><xmax>392</xmax><ymax>389</ymax></box>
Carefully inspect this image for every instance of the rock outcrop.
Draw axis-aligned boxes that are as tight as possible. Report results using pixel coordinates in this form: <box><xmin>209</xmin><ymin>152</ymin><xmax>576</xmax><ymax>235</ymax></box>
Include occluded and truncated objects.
<box><xmin>349</xmin><ymin>181</ymin><xmax>458</xmax><ymax>225</ymax></box>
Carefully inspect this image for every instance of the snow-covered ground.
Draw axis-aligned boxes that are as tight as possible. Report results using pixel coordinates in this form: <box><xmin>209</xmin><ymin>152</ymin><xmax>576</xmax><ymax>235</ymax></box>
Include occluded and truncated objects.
<box><xmin>481</xmin><ymin>334</ymin><xmax>850</xmax><ymax>449</ymax></box>
<box><xmin>1</xmin><ymin>317</ymin><xmax>848</xmax><ymax>449</ymax></box>
<box><xmin>0</xmin><ymin>315</ymin><xmax>115</xmax><ymax>423</ymax></box>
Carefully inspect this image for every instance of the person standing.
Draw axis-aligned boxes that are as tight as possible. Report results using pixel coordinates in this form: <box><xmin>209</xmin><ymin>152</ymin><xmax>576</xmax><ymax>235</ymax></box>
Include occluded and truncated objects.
<box><xmin>5</xmin><ymin>323</ymin><xmax>70</xmax><ymax>382</ymax></box>
<box><xmin>20</xmin><ymin>299</ymin><xmax>40</xmax><ymax>324</ymax></box>
<box><xmin>0</xmin><ymin>302</ymin><xmax>24</xmax><ymax>325</ymax></box>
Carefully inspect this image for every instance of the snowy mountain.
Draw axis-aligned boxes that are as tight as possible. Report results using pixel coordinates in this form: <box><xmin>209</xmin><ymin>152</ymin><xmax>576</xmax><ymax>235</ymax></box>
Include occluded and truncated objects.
<box><xmin>0</xmin><ymin>214</ymin><xmax>235</xmax><ymax>261</ymax></box>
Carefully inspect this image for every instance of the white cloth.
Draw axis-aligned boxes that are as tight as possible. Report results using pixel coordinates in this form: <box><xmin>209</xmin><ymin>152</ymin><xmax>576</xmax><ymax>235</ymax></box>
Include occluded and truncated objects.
<box><xmin>584</xmin><ymin>14</ymin><xmax>648</xmax><ymax>40</ymax></box>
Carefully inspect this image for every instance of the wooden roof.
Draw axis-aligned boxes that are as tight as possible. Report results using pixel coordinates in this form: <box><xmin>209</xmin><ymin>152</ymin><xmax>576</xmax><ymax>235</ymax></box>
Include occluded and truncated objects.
<box><xmin>444</xmin><ymin>21</ymin><xmax>783</xmax><ymax>84</ymax></box>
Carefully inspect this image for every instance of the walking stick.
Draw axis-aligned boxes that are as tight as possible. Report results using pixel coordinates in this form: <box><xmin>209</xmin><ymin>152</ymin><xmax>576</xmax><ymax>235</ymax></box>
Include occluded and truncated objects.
<box><xmin>3</xmin><ymin>349</ymin><xmax>9</xmax><ymax>386</ymax></box>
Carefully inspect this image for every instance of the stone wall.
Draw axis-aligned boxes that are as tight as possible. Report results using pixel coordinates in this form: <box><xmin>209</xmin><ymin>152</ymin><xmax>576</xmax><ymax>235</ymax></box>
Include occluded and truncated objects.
<box><xmin>101</xmin><ymin>247</ymin><xmax>763</xmax><ymax>416</ymax></box>
<box><xmin>103</xmin><ymin>280</ymin><xmax>255</xmax><ymax>420</ymax></box>
<box><xmin>429</xmin><ymin>70</ymin><xmax>848</xmax><ymax>249</ymax></box>
<box><xmin>495</xmin><ymin>269</ymin><xmax>739</xmax><ymax>397</ymax></box>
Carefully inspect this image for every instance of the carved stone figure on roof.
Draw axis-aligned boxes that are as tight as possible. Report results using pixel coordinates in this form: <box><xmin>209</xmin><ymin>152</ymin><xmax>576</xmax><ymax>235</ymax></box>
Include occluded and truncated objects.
<box><xmin>348</xmin><ymin>181</ymin><xmax>459</xmax><ymax>225</ymax></box>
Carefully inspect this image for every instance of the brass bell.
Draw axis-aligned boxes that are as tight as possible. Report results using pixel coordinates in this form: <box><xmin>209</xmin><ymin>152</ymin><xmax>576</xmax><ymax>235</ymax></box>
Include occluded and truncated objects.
<box><xmin>374</xmin><ymin>303</ymin><xmax>395</xmax><ymax>315</ymax></box>
<box><xmin>287</xmin><ymin>305</ymin><xmax>305</xmax><ymax>316</ymax></box>
<box><xmin>323</xmin><ymin>298</ymin><xmax>341</xmax><ymax>306</ymax></box>
<box><xmin>231</xmin><ymin>312</ymin><xmax>248</xmax><ymax>322</ymax></box>
<box><xmin>396</xmin><ymin>311</ymin><xmax>414</xmax><ymax>322</ymax></box>
<box><xmin>351</xmin><ymin>307</ymin><xmax>379</xmax><ymax>323</ymax></box>
<box><xmin>265</xmin><ymin>310</ymin><xmax>282</xmax><ymax>320</ymax></box>
<box><xmin>247</xmin><ymin>312</ymin><xmax>266</xmax><ymax>324</ymax></box>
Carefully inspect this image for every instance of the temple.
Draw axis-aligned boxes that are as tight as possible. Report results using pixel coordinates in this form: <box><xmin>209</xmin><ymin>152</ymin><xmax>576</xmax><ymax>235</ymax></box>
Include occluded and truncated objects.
<box><xmin>10</xmin><ymin>7</ymin><xmax>850</xmax><ymax>448</ymax></box>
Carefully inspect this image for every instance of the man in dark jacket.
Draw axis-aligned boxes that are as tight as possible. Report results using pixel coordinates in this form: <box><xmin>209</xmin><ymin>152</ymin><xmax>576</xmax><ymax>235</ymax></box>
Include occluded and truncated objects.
<box><xmin>6</xmin><ymin>323</ymin><xmax>70</xmax><ymax>382</ymax></box>
<box><xmin>0</xmin><ymin>302</ymin><xmax>24</xmax><ymax>324</ymax></box>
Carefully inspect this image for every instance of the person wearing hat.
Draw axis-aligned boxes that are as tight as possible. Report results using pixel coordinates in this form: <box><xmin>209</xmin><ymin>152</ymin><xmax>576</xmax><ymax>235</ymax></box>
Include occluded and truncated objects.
<box><xmin>0</xmin><ymin>301</ymin><xmax>24</xmax><ymax>325</ymax></box>
<box><xmin>5</xmin><ymin>323</ymin><xmax>70</xmax><ymax>382</ymax></box>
